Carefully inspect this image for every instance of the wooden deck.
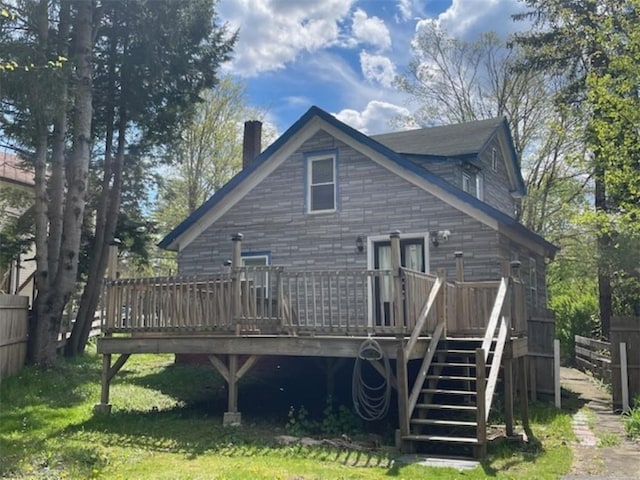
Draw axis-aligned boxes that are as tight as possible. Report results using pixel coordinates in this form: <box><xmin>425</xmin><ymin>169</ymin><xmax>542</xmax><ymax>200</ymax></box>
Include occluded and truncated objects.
<box><xmin>94</xmin><ymin>234</ymin><xmax>530</xmax><ymax>458</ymax></box>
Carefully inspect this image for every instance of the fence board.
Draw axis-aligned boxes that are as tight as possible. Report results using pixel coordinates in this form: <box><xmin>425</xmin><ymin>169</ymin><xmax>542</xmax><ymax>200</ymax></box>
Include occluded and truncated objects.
<box><xmin>529</xmin><ymin>313</ymin><xmax>555</xmax><ymax>394</ymax></box>
<box><xmin>0</xmin><ymin>294</ymin><xmax>29</xmax><ymax>380</ymax></box>
<box><xmin>611</xmin><ymin>316</ymin><xmax>640</xmax><ymax>411</ymax></box>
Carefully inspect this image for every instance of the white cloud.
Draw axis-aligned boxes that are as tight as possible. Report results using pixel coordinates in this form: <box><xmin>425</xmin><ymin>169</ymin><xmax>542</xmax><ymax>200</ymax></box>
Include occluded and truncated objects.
<box><xmin>218</xmin><ymin>0</ymin><xmax>355</xmax><ymax>76</ymax></box>
<box><xmin>335</xmin><ymin>100</ymin><xmax>413</xmax><ymax>135</ymax></box>
<box><xmin>359</xmin><ymin>52</ymin><xmax>396</xmax><ymax>88</ymax></box>
<box><xmin>396</xmin><ymin>0</ymin><xmax>413</xmax><ymax>22</ymax></box>
<box><xmin>351</xmin><ymin>8</ymin><xmax>392</xmax><ymax>51</ymax></box>
<box><xmin>421</xmin><ymin>0</ymin><xmax>528</xmax><ymax>40</ymax></box>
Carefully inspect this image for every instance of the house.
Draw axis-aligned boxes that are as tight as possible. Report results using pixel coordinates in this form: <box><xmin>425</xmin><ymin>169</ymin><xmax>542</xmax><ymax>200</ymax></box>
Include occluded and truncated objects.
<box><xmin>160</xmin><ymin>106</ymin><xmax>556</xmax><ymax>313</ymax></box>
<box><xmin>0</xmin><ymin>151</ymin><xmax>35</xmax><ymax>303</ymax></box>
<box><xmin>96</xmin><ymin>106</ymin><xmax>557</xmax><ymax>457</ymax></box>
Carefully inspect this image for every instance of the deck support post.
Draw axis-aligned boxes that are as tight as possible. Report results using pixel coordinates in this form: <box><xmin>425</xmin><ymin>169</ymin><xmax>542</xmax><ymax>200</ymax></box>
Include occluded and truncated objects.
<box><xmin>518</xmin><ymin>355</ymin><xmax>531</xmax><ymax>438</ymax></box>
<box><xmin>504</xmin><ymin>356</ymin><xmax>514</xmax><ymax>437</ymax></box>
<box><xmin>389</xmin><ymin>230</ymin><xmax>404</xmax><ymax>331</ymax></box>
<box><xmin>395</xmin><ymin>340</ymin><xmax>411</xmax><ymax>452</ymax></box>
<box><xmin>209</xmin><ymin>354</ymin><xmax>259</xmax><ymax>427</ymax></box>
<box><xmin>231</xmin><ymin>233</ymin><xmax>243</xmax><ymax>334</ymax></box>
<box><xmin>94</xmin><ymin>353</ymin><xmax>130</xmax><ymax>414</ymax></box>
<box><xmin>475</xmin><ymin>348</ymin><xmax>487</xmax><ymax>459</ymax></box>
<box><xmin>95</xmin><ymin>353</ymin><xmax>113</xmax><ymax>414</ymax></box>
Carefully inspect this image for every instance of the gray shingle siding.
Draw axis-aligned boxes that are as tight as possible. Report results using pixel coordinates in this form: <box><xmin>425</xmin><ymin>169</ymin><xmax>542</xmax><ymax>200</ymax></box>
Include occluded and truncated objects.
<box><xmin>476</xmin><ymin>136</ymin><xmax>518</xmax><ymax>217</ymax></box>
<box><xmin>179</xmin><ymin>129</ymin><xmax>503</xmax><ymax>282</ymax></box>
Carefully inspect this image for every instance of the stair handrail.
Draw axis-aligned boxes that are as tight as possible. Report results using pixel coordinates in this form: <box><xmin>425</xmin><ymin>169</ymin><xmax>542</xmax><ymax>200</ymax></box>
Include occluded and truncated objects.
<box><xmin>404</xmin><ymin>275</ymin><xmax>444</xmax><ymax>360</ymax></box>
<box><xmin>480</xmin><ymin>277</ymin><xmax>509</xmax><ymax>361</ymax></box>
<box><xmin>484</xmin><ymin>315</ymin><xmax>510</xmax><ymax>421</ymax></box>
<box><xmin>407</xmin><ymin>320</ymin><xmax>445</xmax><ymax>418</ymax></box>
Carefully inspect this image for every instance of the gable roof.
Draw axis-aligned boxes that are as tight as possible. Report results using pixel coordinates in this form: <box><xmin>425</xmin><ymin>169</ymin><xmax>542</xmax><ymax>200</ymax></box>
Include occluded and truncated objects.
<box><xmin>159</xmin><ymin>106</ymin><xmax>556</xmax><ymax>257</ymax></box>
<box><xmin>372</xmin><ymin>117</ymin><xmax>504</xmax><ymax>157</ymax></box>
<box><xmin>372</xmin><ymin>117</ymin><xmax>525</xmax><ymax>195</ymax></box>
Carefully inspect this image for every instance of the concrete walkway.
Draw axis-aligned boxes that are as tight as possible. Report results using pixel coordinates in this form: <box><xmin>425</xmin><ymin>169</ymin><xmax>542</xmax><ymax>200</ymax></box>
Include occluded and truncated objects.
<box><xmin>561</xmin><ymin>367</ymin><xmax>640</xmax><ymax>479</ymax></box>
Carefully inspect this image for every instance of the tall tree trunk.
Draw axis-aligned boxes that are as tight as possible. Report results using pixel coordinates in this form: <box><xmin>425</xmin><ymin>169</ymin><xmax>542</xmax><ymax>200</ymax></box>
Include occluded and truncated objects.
<box><xmin>595</xmin><ymin>165</ymin><xmax>612</xmax><ymax>339</ymax></box>
<box><xmin>66</xmin><ymin>29</ymin><xmax>125</xmax><ymax>356</ymax></box>
<box><xmin>32</xmin><ymin>0</ymin><xmax>94</xmax><ymax>365</ymax></box>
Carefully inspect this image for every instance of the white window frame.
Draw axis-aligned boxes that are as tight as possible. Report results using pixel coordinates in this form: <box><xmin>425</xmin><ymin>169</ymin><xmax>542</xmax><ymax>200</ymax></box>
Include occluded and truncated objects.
<box><xmin>462</xmin><ymin>172</ymin><xmax>472</xmax><ymax>193</ymax></box>
<box><xmin>307</xmin><ymin>154</ymin><xmax>336</xmax><ymax>214</ymax></box>
<box><xmin>241</xmin><ymin>252</ymin><xmax>271</xmax><ymax>297</ymax></box>
<box><xmin>476</xmin><ymin>173</ymin><xmax>484</xmax><ymax>201</ymax></box>
<box><xmin>529</xmin><ymin>256</ymin><xmax>538</xmax><ymax>309</ymax></box>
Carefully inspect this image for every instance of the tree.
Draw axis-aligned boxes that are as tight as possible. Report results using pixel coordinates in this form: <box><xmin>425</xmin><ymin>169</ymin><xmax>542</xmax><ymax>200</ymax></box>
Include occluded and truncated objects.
<box><xmin>154</xmin><ymin>77</ymin><xmax>269</xmax><ymax>235</ymax></box>
<box><xmin>0</xmin><ymin>1</ymin><xmax>235</xmax><ymax>364</ymax></box>
<box><xmin>396</xmin><ymin>24</ymin><xmax>589</xmax><ymax>244</ymax></box>
<box><xmin>513</xmin><ymin>0</ymin><xmax>640</xmax><ymax>337</ymax></box>
<box><xmin>66</xmin><ymin>0</ymin><xmax>235</xmax><ymax>356</ymax></box>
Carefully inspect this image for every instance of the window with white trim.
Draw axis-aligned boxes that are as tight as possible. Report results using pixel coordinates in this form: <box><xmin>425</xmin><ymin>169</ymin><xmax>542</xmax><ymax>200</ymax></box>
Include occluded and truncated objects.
<box><xmin>491</xmin><ymin>148</ymin><xmax>498</xmax><ymax>171</ymax></box>
<box><xmin>241</xmin><ymin>252</ymin><xmax>270</xmax><ymax>297</ymax></box>
<box><xmin>462</xmin><ymin>172</ymin><xmax>471</xmax><ymax>193</ymax></box>
<box><xmin>476</xmin><ymin>173</ymin><xmax>484</xmax><ymax>201</ymax></box>
<box><xmin>307</xmin><ymin>155</ymin><xmax>336</xmax><ymax>213</ymax></box>
<box><xmin>529</xmin><ymin>257</ymin><xmax>538</xmax><ymax>308</ymax></box>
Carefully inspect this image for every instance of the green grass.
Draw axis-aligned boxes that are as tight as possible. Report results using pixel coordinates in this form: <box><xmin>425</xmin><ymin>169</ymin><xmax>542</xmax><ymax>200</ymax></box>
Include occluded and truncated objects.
<box><xmin>1</xmin><ymin>348</ymin><xmax>575</xmax><ymax>479</ymax></box>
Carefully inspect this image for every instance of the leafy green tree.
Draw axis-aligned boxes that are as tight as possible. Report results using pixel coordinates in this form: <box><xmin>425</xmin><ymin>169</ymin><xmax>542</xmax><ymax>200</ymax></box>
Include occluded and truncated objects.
<box><xmin>154</xmin><ymin>77</ymin><xmax>270</xmax><ymax>234</ymax></box>
<box><xmin>396</xmin><ymin>25</ymin><xmax>589</xmax><ymax>244</ymax></box>
<box><xmin>66</xmin><ymin>0</ymin><xmax>236</xmax><ymax>356</ymax></box>
<box><xmin>514</xmin><ymin>0</ymin><xmax>640</xmax><ymax>337</ymax></box>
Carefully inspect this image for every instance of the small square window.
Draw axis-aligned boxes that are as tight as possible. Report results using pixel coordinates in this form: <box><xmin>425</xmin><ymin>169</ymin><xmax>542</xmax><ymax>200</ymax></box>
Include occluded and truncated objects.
<box><xmin>462</xmin><ymin>172</ymin><xmax>471</xmax><ymax>193</ymax></box>
<box><xmin>308</xmin><ymin>155</ymin><xmax>336</xmax><ymax>213</ymax></box>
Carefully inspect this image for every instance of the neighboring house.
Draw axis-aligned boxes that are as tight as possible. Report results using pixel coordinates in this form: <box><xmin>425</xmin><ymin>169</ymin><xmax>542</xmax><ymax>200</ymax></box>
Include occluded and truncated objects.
<box><xmin>0</xmin><ymin>151</ymin><xmax>35</xmax><ymax>303</ymax></box>
<box><xmin>160</xmin><ymin>106</ymin><xmax>557</xmax><ymax>318</ymax></box>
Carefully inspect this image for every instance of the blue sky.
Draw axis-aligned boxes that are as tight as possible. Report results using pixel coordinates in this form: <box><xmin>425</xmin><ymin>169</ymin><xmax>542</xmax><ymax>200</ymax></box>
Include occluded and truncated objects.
<box><xmin>217</xmin><ymin>0</ymin><xmax>531</xmax><ymax>136</ymax></box>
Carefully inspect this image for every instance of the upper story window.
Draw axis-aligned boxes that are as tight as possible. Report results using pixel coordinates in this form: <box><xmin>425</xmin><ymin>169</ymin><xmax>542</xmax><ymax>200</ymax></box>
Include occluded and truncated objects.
<box><xmin>462</xmin><ymin>172</ymin><xmax>471</xmax><ymax>193</ymax></box>
<box><xmin>491</xmin><ymin>148</ymin><xmax>498</xmax><ymax>171</ymax></box>
<box><xmin>476</xmin><ymin>173</ymin><xmax>484</xmax><ymax>201</ymax></box>
<box><xmin>307</xmin><ymin>154</ymin><xmax>336</xmax><ymax>213</ymax></box>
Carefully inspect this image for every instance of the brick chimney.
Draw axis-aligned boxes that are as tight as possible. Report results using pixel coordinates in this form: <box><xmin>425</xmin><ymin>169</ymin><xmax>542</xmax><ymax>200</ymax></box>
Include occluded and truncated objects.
<box><xmin>242</xmin><ymin>120</ymin><xmax>262</xmax><ymax>169</ymax></box>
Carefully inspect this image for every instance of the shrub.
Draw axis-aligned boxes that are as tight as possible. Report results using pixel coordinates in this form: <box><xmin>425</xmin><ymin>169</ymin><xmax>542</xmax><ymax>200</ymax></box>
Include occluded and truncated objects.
<box><xmin>623</xmin><ymin>396</ymin><xmax>640</xmax><ymax>440</ymax></box>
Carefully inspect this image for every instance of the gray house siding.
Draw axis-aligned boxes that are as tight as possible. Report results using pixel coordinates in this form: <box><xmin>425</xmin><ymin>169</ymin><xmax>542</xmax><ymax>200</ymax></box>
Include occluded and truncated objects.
<box><xmin>476</xmin><ymin>135</ymin><xmax>518</xmax><ymax>218</ymax></box>
<box><xmin>179</xmin><ymin>129</ymin><xmax>503</xmax><ymax>282</ymax></box>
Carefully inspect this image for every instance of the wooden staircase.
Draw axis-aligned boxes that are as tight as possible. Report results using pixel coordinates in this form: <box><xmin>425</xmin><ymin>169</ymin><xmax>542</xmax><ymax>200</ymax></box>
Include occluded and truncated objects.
<box><xmin>397</xmin><ymin>276</ymin><xmax>512</xmax><ymax>459</ymax></box>
<box><xmin>403</xmin><ymin>338</ymin><xmax>498</xmax><ymax>458</ymax></box>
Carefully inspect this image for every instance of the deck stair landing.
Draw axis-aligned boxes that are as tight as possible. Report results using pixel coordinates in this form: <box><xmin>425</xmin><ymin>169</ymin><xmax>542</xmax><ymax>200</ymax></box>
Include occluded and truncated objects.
<box><xmin>403</xmin><ymin>338</ymin><xmax>498</xmax><ymax>458</ymax></box>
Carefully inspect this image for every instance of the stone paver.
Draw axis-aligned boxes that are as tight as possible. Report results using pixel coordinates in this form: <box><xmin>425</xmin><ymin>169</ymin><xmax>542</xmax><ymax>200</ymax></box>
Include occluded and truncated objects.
<box><xmin>561</xmin><ymin>367</ymin><xmax>640</xmax><ymax>479</ymax></box>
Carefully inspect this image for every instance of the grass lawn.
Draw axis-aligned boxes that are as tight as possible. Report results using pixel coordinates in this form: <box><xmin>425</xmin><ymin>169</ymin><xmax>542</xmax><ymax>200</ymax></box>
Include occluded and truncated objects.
<box><xmin>0</xmin><ymin>347</ymin><xmax>575</xmax><ymax>479</ymax></box>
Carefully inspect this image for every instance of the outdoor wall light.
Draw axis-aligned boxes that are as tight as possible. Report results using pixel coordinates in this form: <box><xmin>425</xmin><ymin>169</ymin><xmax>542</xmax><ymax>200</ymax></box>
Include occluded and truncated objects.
<box><xmin>430</xmin><ymin>230</ymin><xmax>451</xmax><ymax>247</ymax></box>
<box><xmin>355</xmin><ymin>235</ymin><xmax>365</xmax><ymax>253</ymax></box>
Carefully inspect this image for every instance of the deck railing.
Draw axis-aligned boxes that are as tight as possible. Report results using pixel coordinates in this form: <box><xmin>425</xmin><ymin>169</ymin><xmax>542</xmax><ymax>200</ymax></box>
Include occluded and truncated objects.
<box><xmin>102</xmin><ymin>265</ymin><xmax>524</xmax><ymax>337</ymax></box>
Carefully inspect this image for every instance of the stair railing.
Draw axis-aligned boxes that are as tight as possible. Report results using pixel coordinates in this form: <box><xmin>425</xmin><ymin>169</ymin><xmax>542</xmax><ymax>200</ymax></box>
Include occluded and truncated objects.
<box><xmin>479</xmin><ymin>276</ymin><xmax>510</xmax><ymax>421</ymax></box>
<box><xmin>402</xmin><ymin>270</ymin><xmax>445</xmax><ymax>419</ymax></box>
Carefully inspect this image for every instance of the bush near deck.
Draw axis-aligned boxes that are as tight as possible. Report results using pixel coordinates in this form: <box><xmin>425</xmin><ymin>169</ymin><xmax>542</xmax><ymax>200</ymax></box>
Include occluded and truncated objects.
<box><xmin>0</xmin><ymin>349</ymin><xmax>574</xmax><ymax>479</ymax></box>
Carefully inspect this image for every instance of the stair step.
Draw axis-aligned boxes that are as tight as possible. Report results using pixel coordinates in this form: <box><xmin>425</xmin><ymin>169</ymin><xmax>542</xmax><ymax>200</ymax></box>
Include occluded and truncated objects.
<box><xmin>436</xmin><ymin>349</ymin><xmax>476</xmax><ymax>355</ymax></box>
<box><xmin>431</xmin><ymin>362</ymin><xmax>474</xmax><ymax>367</ymax></box>
<box><xmin>422</xmin><ymin>388</ymin><xmax>476</xmax><ymax>395</ymax></box>
<box><xmin>427</xmin><ymin>375</ymin><xmax>476</xmax><ymax>381</ymax></box>
<box><xmin>415</xmin><ymin>403</ymin><xmax>477</xmax><ymax>411</ymax></box>
<box><xmin>403</xmin><ymin>434</ymin><xmax>478</xmax><ymax>445</ymax></box>
<box><xmin>411</xmin><ymin>418</ymin><xmax>477</xmax><ymax>427</ymax></box>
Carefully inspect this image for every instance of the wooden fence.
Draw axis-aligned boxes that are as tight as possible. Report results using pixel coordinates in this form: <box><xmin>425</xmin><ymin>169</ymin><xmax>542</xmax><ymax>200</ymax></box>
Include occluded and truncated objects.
<box><xmin>575</xmin><ymin>334</ymin><xmax>612</xmax><ymax>383</ymax></box>
<box><xmin>528</xmin><ymin>312</ymin><xmax>556</xmax><ymax>396</ymax></box>
<box><xmin>0</xmin><ymin>294</ymin><xmax>29</xmax><ymax>380</ymax></box>
<box><xmin>611</xmin><ymin>316</ymin><xmax>640</xmax><ymax>411</ymax></box>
